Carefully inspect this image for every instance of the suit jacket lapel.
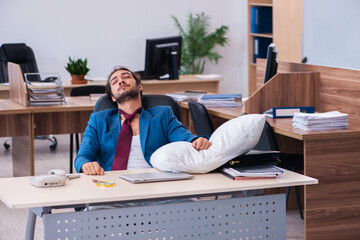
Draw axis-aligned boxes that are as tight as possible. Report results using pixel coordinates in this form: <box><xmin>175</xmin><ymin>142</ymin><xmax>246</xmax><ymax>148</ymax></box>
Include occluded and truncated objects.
<box><xmin>139</xmin><ymin>108</ymin><xmax>152</xmax><ymax>156</ymax></box>
<box><xmin>109</xmin><ymin>110</ymin><xmax>121</xmax><ymax>147</ymax></box>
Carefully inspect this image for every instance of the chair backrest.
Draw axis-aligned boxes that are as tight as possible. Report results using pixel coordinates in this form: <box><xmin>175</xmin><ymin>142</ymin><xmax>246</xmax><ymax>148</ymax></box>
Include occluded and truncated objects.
<box><xmin>94</xmin><ymin>94</ymin><xmax>182</xmax><ymax>121</ymax></box>
<box><xmin>70</xmin><ymin>85</ymin><xmax>106</xmax><ymax>96</ymax></box>
<box><xmin>0</xmin><ymin>43</ymin><xmax>39</xmax><ymax>83</ymax></box>
<box><xmin>253</xmin><ymin>121</ymin><xmax>279</xmax><ymax>151</ymax></box>
<box><xmin>188</xmin><ymin>100</ymin><xmax>215</xmax><ymax>137</ymax></box>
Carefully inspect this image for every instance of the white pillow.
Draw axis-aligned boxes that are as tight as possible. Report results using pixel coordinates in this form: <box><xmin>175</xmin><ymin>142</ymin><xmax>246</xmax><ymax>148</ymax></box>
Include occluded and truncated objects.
<box><xmin>150</xmin><ymin>114</ymin><xmax>266</xmax><ymax>173</ymax></box>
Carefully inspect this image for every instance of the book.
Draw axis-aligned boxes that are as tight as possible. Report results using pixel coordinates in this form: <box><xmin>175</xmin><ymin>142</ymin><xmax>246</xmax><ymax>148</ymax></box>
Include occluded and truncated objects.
<box><xmin>263</xmin><ymin>106</ymin><xmax>315</xmax><ymax>118</ymax></box>
<box><xmin>198</xmin><ymin>94</ymin><xmax>243</xmax><ymax>107</ymax></box>
<box><xmin>220</xmin><ymin>164</ymin><xmax>283</xmax><ymax>180</ymax></box>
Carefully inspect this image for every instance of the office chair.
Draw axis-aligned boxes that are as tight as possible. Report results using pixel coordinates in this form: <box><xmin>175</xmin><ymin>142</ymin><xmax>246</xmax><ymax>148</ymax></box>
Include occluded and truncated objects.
<box><xmin>76</xmin><ymin>94</ymin><xmax>181</xmax><ymax>172</ymax></box>
<box><xmin>0</xmin><ymin>43</ymin><xmax>57</xmax><ymax>150</ymax></box>
<box><xmin>69</xmin><ymin>85</ymin><xmax>106</xmax><ymax>173</ymax></box>
<box><xmin>253</xmin><ymin>121</ymin><xmax>304</xmax><ymax>219</ymax></box>
<box><xmin>94</xmin><ymin>94</ymin><xmax>182</xmax><ymax>121</ymax></box>
<box><xmin>188</xmin><ymin>100</ymin><xmax>214</xmax><ymax>137</ymax></box>
<box><xmin>187</xmin><ymin>101</ymin><xmax>304</xmax><ymax>219</ymax></box>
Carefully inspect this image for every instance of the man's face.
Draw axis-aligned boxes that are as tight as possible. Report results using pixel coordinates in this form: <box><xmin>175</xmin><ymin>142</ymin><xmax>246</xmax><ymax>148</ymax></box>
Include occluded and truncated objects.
<box><xmin>109</xmin><ymin>70</ymin><xmax>143</xmax><ymax>104</ymax></box>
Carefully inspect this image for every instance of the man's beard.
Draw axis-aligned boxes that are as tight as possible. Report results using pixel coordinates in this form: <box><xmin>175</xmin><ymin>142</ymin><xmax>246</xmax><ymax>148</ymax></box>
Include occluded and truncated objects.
<box><xmin>115</xmin><ymin>88</ymin><xmax>140</xmax><ymax>104</ymax></box>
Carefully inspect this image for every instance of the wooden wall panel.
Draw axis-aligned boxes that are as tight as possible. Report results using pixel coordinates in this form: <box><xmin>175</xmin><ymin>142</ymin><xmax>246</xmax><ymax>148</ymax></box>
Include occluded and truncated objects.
<box><xmin>245</xmin><ymin>72</ymin><xmax>319</xmax><ymax>114</ymax></box>
<box><xmin>33</xmin><ymin>111</ymin><xmax>92</xmax><ymax>135</ymax></box>
<box><xmin>304</xmin><ymin>137</ymin><xmax>360</xmax><ymax>239</ymax></box>
<box><xmin>8</xmin><ymin>63</ymin><xmax>28</xmax><ymax>107</ymax></box>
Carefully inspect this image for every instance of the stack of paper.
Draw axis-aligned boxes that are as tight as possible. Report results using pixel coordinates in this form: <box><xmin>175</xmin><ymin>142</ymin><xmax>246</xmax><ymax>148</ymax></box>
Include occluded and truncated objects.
<box><xmin>292</xmin><ymin>111</ymin><xmax>348</xmax><ymax>131</ymax></box>
<box><xmin>198</xmin><ymin>94</ymin><xmax>242</xmax><ymax>107</ymax></box>
<box><xmin>221</xmin><ymin>164</ymin><xmax>283</xmax><ymax>180</ymax></box>
<box><xmin>25</xmin><ymin>73</ymin><xmax>66</xmax><ymax>105</ymax></box>
<box><xmin>166</xmin><ymin>91</ymin><xmax>206</xmax><ymax>101</ymax></box>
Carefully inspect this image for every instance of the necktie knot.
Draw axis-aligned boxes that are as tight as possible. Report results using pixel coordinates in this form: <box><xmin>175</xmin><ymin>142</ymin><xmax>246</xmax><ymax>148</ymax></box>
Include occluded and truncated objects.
<box><xmin>119</xmin><ymin>107</ymin><xmax>142</xmax><ymax>122</ymax></box>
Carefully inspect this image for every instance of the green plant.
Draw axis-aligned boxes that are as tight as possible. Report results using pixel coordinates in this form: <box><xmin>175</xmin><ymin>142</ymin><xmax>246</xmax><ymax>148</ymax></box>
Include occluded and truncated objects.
<box><xmin>172</xmin><ymin>12</ymin><xmax>229</xmax><ymax>74</ymax></box>
<box><xmin>65</xmin><ymin>57</ymin><xmax>90</xmax><ymax>76</ymax></box>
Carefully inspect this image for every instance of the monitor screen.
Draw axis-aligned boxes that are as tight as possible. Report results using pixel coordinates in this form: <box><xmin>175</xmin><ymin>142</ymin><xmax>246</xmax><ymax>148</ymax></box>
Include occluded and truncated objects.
<box><xmin>263</xmin><ymin>43</ymin><xmax>278</xmax><ymax>84</ymax></box>
<box><xmin>142</xmin><ymin>36</ymin><xmax>182</xmax><ymax>80</ymax></box>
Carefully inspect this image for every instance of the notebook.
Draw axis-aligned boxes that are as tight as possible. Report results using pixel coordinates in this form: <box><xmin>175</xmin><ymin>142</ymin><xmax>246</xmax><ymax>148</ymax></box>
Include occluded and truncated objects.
<box><xmin>119</xmin><ymin>171</ymin><xmax>194</xmax><ymax>184</ymax></box>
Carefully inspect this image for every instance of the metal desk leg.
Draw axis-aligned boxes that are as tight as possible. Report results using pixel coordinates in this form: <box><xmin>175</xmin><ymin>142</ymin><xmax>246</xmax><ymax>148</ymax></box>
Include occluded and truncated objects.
<box><xmin>25</xmin><ymin>209</ymin><xmax>37</xmax><ymax>240</ymax></box>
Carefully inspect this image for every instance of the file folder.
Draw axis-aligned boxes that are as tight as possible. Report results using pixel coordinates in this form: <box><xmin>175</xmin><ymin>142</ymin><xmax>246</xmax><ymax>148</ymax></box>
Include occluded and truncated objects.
<box><xmin>263</xmin><ymin>106</ymin><xmax>315</xmax><ymax>118</ymax></box>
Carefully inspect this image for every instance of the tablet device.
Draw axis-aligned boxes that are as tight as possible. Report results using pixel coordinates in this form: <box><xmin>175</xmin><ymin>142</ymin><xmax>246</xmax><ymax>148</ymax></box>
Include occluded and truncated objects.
<box><xmin>119</xmin><ymin>172</ymin><xmax>194</xmax><ymax>184</ymax></box>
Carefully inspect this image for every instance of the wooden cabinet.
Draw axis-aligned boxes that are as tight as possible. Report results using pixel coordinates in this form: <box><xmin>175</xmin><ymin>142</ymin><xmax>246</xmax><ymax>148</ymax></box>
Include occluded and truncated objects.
<box><xmin>248</xmin><ymin>0</ymin><xmax>303</xmax><ymax>95</ymax></box>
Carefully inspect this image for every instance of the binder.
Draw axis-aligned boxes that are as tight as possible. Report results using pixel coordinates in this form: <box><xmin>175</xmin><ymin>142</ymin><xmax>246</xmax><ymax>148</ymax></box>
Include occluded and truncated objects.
<box><xmin>253</xmin><ymin>37</ymin><xmax>273</xmax><ymax>63</ymax></box>
<box><xmin>263</xmin><ymin>106</ymin><xmax>315</xmax><ymax>118</ymax></box>
<box><xmin>251</xmin><ymin>6</ymin><xmax>273</xmax><ymax>34</ymax></box>
<box><xmin>222</xmin><ymin>150</ymin><xmax>281</xmax><ymax>168</ymax></box>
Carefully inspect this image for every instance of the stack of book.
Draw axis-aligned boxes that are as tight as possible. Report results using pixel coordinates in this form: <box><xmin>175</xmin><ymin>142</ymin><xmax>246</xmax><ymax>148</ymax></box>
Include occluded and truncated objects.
<box><xmin>292</xmin><ymin>111</ymin><xmax>348</xmax><ymax>131</ymax></box>
<box><xmin>221</xmin><ymin>164</ymin><xmax>283</xmax><ymax>180</ymax></box>
<box><xmin>198</xmin><ymin>94</ymin><xmax>242</xmax><ymax>107</ymax></box>
<box><xmin>25</xmin><ymin>73</ymin><xmax>65</xmax><ymax>105</ymax></box>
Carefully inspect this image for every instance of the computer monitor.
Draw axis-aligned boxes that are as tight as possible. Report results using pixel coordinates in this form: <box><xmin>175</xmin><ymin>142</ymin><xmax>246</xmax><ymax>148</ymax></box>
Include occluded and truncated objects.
<box><xmin>142</xmin><ymin>36</ymin><xmax>182</xmax><ymax>80</ymax></box>
<box><xmin>263</xmin><ymin>43</ymin><xmax>278</xmax><ymax>84</ymax></box>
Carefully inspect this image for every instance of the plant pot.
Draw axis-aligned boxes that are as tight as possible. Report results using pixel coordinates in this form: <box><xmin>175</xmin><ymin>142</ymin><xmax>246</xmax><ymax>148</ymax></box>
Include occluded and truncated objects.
<box><xmin>71</xmin><ymin>75</ymin><xmax>87</xmax><ymax>84</ymax></box>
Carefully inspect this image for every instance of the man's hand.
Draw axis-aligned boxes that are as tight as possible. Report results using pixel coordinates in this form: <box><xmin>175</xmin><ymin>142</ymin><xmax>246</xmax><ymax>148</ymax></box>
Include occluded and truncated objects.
<box><xmin>81</xmin><ymin>162</ymin><xmax>105</xmax><ymax>175</ymax></box>
<box><xmin>192</xmin><ymin>137</ymin><xmax>212</xmax><ymax>151</ymax></box>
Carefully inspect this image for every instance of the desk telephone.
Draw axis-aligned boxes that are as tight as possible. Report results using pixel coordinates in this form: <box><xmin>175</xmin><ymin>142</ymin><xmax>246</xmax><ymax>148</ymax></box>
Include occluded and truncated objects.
<box><xmin>29</xmin><ymin>169</ymin><xmax>80</xmax><ymax>188</ymax></box>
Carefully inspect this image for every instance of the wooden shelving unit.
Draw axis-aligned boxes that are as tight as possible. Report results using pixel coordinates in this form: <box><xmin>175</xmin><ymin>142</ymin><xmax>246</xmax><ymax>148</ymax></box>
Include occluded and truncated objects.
<box><xmin>247</xmin><ymin>0</ymin><xmax>304</xmax><ymax>96</ymax></box>
<box><xmin>248</xmin><ymin>0</ymin><xmax>273</xmax><ymax>95</ymax></box>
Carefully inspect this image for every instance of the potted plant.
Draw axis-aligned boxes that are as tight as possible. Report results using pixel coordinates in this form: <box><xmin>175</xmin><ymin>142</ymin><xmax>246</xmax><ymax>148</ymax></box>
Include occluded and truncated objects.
<box><xmin>65</xmin><ymin>57</ymin><xmax>90</xmax><ymax>84</ymax></box>
<box><xmin>172</xmin><ymin>12</ymin><xmax>229</xmax><ymax>74</ymax></box>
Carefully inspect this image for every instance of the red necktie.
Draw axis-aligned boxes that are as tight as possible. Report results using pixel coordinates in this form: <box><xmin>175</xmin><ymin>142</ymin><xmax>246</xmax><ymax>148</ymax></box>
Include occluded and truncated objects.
<box><xmin>112</xmin><ymin>107</ymin><xmax>142</xmax><ymax>170</ymax></box>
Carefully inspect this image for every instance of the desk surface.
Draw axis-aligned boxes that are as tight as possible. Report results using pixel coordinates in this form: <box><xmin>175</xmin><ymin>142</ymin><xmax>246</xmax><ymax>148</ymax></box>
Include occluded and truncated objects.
<box><xmin>0</xmin><ymin>168</ymin><xmax>317</xmax><ymax>209</ymax></box>
<box><xmin>181</xmin><ymin>102</ymin><xmax>360</xmax><ymax>141</ymax></box>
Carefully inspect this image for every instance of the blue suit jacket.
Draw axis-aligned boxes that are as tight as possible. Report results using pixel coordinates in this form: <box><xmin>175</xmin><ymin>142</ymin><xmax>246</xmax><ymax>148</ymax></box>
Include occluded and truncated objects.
<box><xmin>74</xmin><ymin>106</ymin><xmax>197</xmax><ymax>173</ymax></box>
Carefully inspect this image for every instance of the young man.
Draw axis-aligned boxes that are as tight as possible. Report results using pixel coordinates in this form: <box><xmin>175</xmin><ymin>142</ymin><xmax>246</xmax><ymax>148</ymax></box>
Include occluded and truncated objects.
<box><xmin>74</xmin><ymin>66</ymin><xmax>211</xmax><ymax>175</ymax></box>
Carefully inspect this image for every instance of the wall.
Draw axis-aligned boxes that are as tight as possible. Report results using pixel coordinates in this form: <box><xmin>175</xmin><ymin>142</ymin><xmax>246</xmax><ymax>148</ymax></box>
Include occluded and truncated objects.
<box><xmin>303</xmin><ymin>0</ymin><xmax>360</xmax><ymax>70</ymax></box>
<box><xmin>0</xmin><ymin>0</ymin><xmax>248</xmax><ymax>95</ymax></box>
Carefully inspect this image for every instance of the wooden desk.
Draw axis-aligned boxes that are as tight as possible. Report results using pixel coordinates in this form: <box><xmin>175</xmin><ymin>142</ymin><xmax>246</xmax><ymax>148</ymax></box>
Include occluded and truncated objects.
<box><xmin>0</xmin><ymin>168</ymin><xmax>317</xmax><ymax>240</ymax></box>
<box><xmin>184</xmin><ymin>103</ymin><xmax>360</xmax><ymax>239</ymax></box>
<box><xmin>0</xmin><ymin>75</ymin><xmax>222</xmax><ymax>99</ymax></box>
<box><xmin>0</xmin><ymin>97</ymin><xmax>96</xmax><ymax>176</ymax></box>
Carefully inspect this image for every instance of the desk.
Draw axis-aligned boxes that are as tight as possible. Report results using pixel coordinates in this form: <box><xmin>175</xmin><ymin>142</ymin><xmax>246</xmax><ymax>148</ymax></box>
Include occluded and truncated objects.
<box><xmin>0</xmin><ymin>75</ymin><xmax>222</xmax><ymax>99</ymax></box>
<box><xmin>0</xmin><ymin>168</ymin><xmax>317</xmax><ymax>240</ymax></box>
<box><xmin>182</xmin><ymin>103</ymin><xmax>360</xmax><ymax>239</ymax></box>
<box><xmin>0</xmin><ymin>97</ymin><xmax>95</xmax><ymax>177</ymax></box>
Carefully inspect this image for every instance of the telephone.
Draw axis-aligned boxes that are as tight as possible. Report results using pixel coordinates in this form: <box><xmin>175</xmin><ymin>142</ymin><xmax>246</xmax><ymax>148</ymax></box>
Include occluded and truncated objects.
<box><xmin>29</xmin><ymin>169</ymin><xmax>80</xmax><ymax>188</ymax></box>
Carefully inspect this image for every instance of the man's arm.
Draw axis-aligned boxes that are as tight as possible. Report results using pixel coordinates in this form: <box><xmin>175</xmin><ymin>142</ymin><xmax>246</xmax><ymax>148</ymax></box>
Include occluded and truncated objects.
<box><xmin>165</xmin><ymin>108</ymin><xmax>212</xmax><ymax>150</ymax></box>
<box><xmin>74</xmin><ymin>113</ymin><xmax>102</xmax><ymax>173</ymax></box>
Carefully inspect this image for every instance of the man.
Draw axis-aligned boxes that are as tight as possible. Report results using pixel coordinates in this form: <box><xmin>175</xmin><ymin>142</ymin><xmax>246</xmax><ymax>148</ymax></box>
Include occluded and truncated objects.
<box><xmin>75</xmin><ymin>66</ymin><xmax>211</xmax><ymax>175</ymax></box>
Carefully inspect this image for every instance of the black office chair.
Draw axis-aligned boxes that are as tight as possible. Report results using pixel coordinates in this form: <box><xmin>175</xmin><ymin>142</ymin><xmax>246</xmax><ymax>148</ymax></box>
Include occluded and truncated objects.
<box><xmin>0</xmin><ymin>43</ymin><xmax>57</xmax><ymax>150</ymax></box>
<box><xmin>69</xmin><ymin>86</ymin><xmax>106</xmax><ymax>173</ymax></box>
<box><xmin>94</xmin><ymin>94</ymin><xmax>182</xmax><ymax>121</ymax></box>
<box><xmin>253</xmin><ymin>121</ymin><xmax>304</xmax><ymax>219</ymax></box>
<box><xmin>188</xmin><ymin>100</ymin><xmax>215</xmax><ymax>137</ymax></box>
<box><xmin>188</xmin><ymin>101</ymin><xmax>304</xmax><ymax>219</ymax></box>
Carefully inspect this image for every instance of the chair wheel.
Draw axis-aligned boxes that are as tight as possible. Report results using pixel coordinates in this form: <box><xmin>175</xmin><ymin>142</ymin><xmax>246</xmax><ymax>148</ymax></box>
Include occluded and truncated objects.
<box><xmin>50</xmin><ymin>144</ymin><xmax>56</xmax><ymax>151</ymax></box>
<box><xmin>3</xmin><ymin>143</ymin><xmax>10</xmax><ymax>150</ymax></box>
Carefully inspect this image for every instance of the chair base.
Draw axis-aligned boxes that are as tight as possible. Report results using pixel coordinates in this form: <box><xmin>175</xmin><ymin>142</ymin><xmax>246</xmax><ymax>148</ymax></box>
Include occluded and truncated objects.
<box><xmin>3</xmin><ymin>135</ymin><xmax>57</xmax><ymax>150</ymax></box>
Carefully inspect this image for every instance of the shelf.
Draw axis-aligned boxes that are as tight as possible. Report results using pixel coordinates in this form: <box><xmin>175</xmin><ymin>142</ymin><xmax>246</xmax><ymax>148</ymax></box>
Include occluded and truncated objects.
<box><xmin>248</xmin><ymin>0</ymin><xmax>272</xmax><ymax>6</ymax></box>
<box><xmin>249</xmin><ymin>33</ymin><xmax>273</xmax><ymax>38</ymax></box>
<box><xmin>249</xmin><ymin>3</ymin><xmax>273</xmax><ymax>7</ymax></box>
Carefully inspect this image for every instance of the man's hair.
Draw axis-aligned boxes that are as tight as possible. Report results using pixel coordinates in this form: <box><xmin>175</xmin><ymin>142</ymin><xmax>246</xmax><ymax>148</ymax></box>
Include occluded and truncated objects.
<box><xmin>105</xmin><ymin>66</ymin><xmax>142</xmax><ymax>99</ymax></box>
